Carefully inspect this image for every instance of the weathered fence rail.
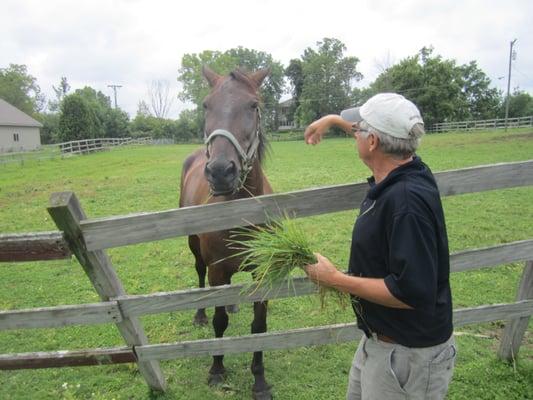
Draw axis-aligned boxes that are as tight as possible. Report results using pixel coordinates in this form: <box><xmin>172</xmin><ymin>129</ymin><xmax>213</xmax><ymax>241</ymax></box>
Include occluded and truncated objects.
<box><xmin>59</xmin><ymin>137</ymin><xmax>152</xmax><ymax>155</ymax></box>
<box><xmin>1</xmin><ymin>160</ymin><xmax>532</xmax><ymax>392</ymax></box>
<box><xmin>431</xmin><ymin>115</ymin><xmax>533</xmax><ymax>132</ymax></box>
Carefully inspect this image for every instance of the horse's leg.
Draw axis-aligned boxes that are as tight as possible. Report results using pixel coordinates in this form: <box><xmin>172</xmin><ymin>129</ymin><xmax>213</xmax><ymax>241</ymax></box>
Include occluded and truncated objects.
<box><xmin>207</xmin><ymin>267</ymin><xmax>230</xmax><ymax>386</ymax></box>
<box><xmin>189</xmin><ymin>235</ymin><xmax>208</xmax><ymax>326</ymax></box>
<box><xmin>251</xmin><ymin>300</ymin><xmax>272</xmax><ymax>400</ymax></box>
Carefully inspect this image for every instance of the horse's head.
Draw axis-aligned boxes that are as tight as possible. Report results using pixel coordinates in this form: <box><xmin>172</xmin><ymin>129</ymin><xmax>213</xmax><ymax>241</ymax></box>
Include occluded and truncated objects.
<box><xmin>202</xmin><ymin>66</ymin><xmax>270</xmax><ymax>196</ymax></box>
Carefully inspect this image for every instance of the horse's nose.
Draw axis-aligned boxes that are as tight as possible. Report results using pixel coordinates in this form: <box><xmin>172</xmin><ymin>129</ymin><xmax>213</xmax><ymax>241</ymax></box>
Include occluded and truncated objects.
<box><xmin>205</xmin><ymin>159</ymin><xmax>238</xmax><ymax>187</ymax></box>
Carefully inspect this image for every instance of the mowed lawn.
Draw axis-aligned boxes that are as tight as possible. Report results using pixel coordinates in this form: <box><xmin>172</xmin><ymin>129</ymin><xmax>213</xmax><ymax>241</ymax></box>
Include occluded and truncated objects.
<box><xmin>1</xmin><ymin>129</ymin><xmax>532</xmax><ymax>400</ymax></box>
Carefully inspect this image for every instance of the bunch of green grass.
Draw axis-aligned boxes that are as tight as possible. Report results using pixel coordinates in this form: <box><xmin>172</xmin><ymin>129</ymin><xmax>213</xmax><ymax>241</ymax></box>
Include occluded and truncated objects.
<box><xmin>228</xmin><ymin>217</ymin><xmax>349</xmax><ymax>308</ymax></box>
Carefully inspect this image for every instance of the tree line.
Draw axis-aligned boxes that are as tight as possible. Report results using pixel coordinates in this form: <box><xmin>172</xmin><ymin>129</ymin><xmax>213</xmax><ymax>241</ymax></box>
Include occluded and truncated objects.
<box><xmin>1</xmin><ymin>38</ymin><xmax>532</xmax><ymax>144</ymax></box>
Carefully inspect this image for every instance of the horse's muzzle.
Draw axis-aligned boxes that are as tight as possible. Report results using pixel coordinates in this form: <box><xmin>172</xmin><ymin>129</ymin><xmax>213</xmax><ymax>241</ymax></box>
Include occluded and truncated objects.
<box><xmin>205</xmin><ymin>159</ymin><xmax>239</xmax><ymax>196</ymax></box>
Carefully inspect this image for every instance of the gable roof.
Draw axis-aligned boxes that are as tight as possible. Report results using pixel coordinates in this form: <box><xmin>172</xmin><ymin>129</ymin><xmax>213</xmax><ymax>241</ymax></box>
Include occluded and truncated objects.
<box><xmin>0</xmin><ymin>98</ymin><xmax>43</xmax><ymax>128</ymax></box>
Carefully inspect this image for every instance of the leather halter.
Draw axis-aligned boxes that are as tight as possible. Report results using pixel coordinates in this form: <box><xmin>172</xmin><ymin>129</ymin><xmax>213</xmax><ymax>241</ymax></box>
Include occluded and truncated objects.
<box><xmin>204</xmin><ymin>109</ymin><xmax>262</xmax><ymax>192</ymax></box>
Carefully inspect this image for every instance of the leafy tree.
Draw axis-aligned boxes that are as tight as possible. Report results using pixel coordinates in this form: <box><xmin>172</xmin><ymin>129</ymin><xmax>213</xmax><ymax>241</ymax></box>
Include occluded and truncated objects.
<box><xmin>368</xmin><ymin>47</ymin><xmax>502</xmax><ymax>127</ymax></box>
<box><xmin>284</xmin><ymin>59</ymin><xmax>304</xmax><ymax>121</ymax></box>
<box><xmin>136</xmin><ymin>100</ymin><xmax>152</xmax><ymax>117</ymax></box>
<box><xmin>37</xmin><ymin>112</ymin><xmax>60</xmax><ymax>144</ymax></box>
<box><xmin>0</xmin><ymin>64</ymin><xmax>45</xmax><ymax>115</ymax></box>
<box><xmin>502</xmin><ymin>89</ymin><xmax>533</xmax><ymax>118</ymax></box>
<box><xmin>104</xmin><ymin>108</ymin><xmax>130</xmax><ymax>137</ymax></box>
<box><xmin>58</xmin><ymin>94</ymin><xmax>103</xmax><ymax>141</ymax></box>
<box><xmin>294</xmin><ymin>38</ymin><xmax>362</xmax><ymax>126</ymax></box>
<box><xmin>177</xmin><ymin>47</ymin><xmax>285</xmax><ymax>132</ymax></box>
<box><xmin>175</xmin><ymin>109</ymin><xmax>201</xmax><ymax>142</ymax></box>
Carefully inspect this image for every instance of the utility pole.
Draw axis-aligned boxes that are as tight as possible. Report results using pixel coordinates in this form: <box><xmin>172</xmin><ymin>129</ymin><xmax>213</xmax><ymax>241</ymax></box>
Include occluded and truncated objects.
<box><xmin>504</xmin><ymin>39</ymin><xmax>517</xmax><ymax>131</ymax></box>
<box><xmin>107</xmin><ymin>84</ymin><xmax>122</xmax><ymax>109</ymax></box>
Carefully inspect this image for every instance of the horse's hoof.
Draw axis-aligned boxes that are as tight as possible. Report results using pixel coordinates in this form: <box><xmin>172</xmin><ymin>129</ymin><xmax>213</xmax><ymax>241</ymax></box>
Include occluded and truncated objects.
<box><xmin>208</xmin><ymin>373</ymin><xmax>225</xmax><ymax>386</ymax></box>
<box><xmin>226</xmin><ymin>304</ymin><xmax>239</xmax><ymax>313</ymax></box>
<box><xmin>252</xmin><ymin>388</ymin><xmax>273</xmax><ymax>400</ymax></box>
<box><xmin>192</xmin><ymin>315</ymin><xmax>209</xmax><ymax>326</ymax></box>
<box><xmin>193</xmin><ymin>313</ymin><xmax>209</xmax><ymax>326</ymax></box>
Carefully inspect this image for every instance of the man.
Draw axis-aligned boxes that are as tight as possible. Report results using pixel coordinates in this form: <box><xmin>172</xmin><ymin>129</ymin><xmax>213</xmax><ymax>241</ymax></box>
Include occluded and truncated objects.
<box><xmin>303</xmin><ymin>93</ymin><xmax>456</xmax><ymax>400</ymax></box>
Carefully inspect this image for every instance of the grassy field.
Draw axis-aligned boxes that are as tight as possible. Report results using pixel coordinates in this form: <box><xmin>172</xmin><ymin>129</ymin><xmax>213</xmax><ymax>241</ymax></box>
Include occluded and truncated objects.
<box><xmin>1</xmin><ymin>128</ymin><xmax>532</xmax><ymax>399</ymax></box>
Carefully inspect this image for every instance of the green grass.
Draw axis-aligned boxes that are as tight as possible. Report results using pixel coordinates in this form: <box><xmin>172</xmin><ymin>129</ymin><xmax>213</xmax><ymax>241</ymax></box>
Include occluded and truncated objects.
<box><xmin>1</xmin><ymin>128</ymin><xmax>532</xmax><ymax>399</ymax></box>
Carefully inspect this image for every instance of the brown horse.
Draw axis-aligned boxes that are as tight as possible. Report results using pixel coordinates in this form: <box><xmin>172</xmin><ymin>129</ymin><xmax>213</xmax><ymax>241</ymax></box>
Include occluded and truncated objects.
<box><xmin>179</xmin><ymin>66</ymin><xmax>273</xmax><ymax>400</ymax></box>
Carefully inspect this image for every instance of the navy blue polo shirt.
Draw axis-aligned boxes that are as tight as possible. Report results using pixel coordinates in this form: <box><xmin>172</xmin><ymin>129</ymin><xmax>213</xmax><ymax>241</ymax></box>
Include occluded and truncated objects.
<box><xmin>348</xmin><ymin>156</ymin><xmax>453</xmax><ymax>348</ymax></box>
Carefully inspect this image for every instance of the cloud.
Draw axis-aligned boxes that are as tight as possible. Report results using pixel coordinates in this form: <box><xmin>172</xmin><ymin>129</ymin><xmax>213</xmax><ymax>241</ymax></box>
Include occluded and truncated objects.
<box><xmin>2</xmin><ymin>0</ymin><xmax>532</xmax><ymax>119</ymax></box>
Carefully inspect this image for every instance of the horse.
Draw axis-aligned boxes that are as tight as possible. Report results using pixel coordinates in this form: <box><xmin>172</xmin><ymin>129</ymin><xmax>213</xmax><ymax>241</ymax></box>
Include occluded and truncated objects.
<box><xmin>179</xmin><ymin>66</ymin><xmax>273</xmax><ymax>400</ymax></box>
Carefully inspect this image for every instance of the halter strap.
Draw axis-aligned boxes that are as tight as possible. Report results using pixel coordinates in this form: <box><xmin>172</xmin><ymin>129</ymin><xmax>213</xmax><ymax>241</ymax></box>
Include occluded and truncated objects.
<box><xmin>204</xmin><ymin>129</ymin><xmax>250</xmax><ymax>162</ymax></box>
<box><xmin>204</xmin><ymin>109</ymin><xmax>262</xmax><ymax>191</ymax></box>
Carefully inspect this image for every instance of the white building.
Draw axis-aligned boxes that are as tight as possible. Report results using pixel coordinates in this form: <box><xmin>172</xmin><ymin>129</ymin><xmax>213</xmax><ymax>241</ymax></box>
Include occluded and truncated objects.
<box><xmin>0</xmin><ymin>98</ymin><xmax>42</xmax><ymax>153</ymax></box>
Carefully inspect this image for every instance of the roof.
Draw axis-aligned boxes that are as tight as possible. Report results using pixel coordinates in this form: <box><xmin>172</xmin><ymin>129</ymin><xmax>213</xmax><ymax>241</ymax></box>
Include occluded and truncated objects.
<box><xmin>0</xmin><ymin>98</ymin><xmax>43</xmax><ymax>128</ymax></box>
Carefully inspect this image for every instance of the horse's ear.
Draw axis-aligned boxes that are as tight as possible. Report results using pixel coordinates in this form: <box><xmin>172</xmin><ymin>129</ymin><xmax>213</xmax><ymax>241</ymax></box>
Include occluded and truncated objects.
<box><xmin>250</xmin><ymin>68</ymin><xmax>271</xmax><ymax>87</ymax></box>
<box><xmin>202</xmin><ymin>66</ymin><xmax>221</xmax><ymax>87</ymax></box>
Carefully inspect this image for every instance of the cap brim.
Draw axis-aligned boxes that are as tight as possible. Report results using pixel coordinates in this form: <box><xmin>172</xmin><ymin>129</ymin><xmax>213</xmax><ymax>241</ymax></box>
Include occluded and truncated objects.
<box><xmin>340</xmin><ymin>107</ymin><xmax>363</xmax><ymax>123</ymax></box>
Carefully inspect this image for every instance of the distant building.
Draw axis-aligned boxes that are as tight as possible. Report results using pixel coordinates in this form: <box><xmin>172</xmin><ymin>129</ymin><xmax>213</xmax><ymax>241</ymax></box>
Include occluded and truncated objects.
<box><xmin>0</xmin><ymin>98</ymin><xmax>42</xmax><ymax>153</ymax></box>
<box><xmin>277</xmin><ymin>98</ymin><xmax>297</xmax><ymax>131</ymax></box>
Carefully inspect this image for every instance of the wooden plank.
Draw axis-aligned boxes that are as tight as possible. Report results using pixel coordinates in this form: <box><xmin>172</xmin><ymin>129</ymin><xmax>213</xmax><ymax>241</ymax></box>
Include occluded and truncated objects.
<box><xmin>0</xmin><ymin>231</ymin><xmax>71</xmax><ymax>262</ymax></box>
<box><xmin>135</xmin><ymin>301</ymin><xmax>533</xmax><ymax>361</ymax></box>
<box><xmin>47</xmin><ymin>192</ymin><xmax>167</xmax><ymax>391</ymax></box>
<box><xmin>1</xmin><ymin>237</ymin><xmax>530</xmax><ymax>330</ymax></box>
<box><xmin>0</xmin><ymin>347</ymin><xmax>134</xmax><ymax>370</ymax></box>
<box><xmin>435</xmin><ymin>160</ymin><xmax>533</xmax><ymax>196</ymax></box>
<box><xmin>81</xmin><ymin>160</ymin><xmax>533</xmax><ymax>251</ymax></box>
<box><xmin>498</xmin><ymin>261</ymin><xmax>533</xmax><ymax>361</ymax></box>
<box><xmin>0</xmin><ymin>302</ymin><xmax>121</xmax><ymax>330</ymax></box>
<box><xmin>453</xmin><ymin>299</ymin><xmax>533</xmax><ymax>326</ymax></box>
<box><xmin>1</xmin><ymin>301</ymin><xmax>531</xmax><ymax>369</ymax></box>
<box><xmin>451</xmin><ymin>239</ymin><xmax>533</xmax><ymax>272</ymax></box>
<box><xmin>136</xmin><ymin>323</ymin><xmax>362</xmax><ymax>361</ymax></box>
<box><xmin>117</xmin><ymin>277</ymin><xmax>317</xmax><ymax>317</ymax></box>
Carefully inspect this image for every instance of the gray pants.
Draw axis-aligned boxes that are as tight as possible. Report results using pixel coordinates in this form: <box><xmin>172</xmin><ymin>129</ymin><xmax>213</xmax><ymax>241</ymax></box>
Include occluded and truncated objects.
<box><xmin>346</xmin><ymin>334</ymin><xmax>456</xmax><ymax>400</ymax></box>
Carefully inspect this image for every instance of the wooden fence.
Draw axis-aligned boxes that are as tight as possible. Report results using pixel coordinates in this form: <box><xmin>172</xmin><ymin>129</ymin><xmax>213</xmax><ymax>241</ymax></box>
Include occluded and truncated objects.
<box><xmin>431</xmin><ymin>116</ymin><xmax>533</xmax><ymax>132</ymax></box>
<box><xmin>58</xmin><ymin>137</ymin><xmax>152</xmax><ymax>155</ymax></box>
<box><xmin>1</xmin><ymin>160</ymin><xmax>532</xmax><ymax>392</ymax></box>
<box><xmin>0</xmin><ymin>137</ymin><xmax>153</xmax><ymax>166</ymax></box>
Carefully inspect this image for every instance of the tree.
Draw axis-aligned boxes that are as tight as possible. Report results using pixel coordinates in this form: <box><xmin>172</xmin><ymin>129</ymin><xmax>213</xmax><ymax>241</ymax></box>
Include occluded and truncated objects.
<box><xmin>58</xmin><ymin>94</ymin><xmax>103</xmax><ymax>141</ymax></box>
<box><xmin>104</xmin><ymin>108</ymin><xmax>130</xmax><ymax>137</ymax></box>
<box><xmin>177</xmin><ymin>47</ymin><xmax>285</xmax><ymax>132</ymax></box>
<box><xmin>149</xmin><ymin>80</ymin><xmax>174</xmax><ymax>118</ymax></box>
<box><xmin>284</xmin><ymin>59</ymin><xmax>304</xmax><ymax>122</ymax></box>
<box><xmin>502</xmin><ymin>89</ymin><xmax>533</xmax><ymax>118</ymax></box>
<box><xmin>368</xmin><ymin>47</ymin><xmax>503</xmax><ymax>127</ymax></box>
<box><xmin>48</xmin><ymin>77</ymin><xmax>70</xmax><ymax>112</ymax></box>
<box><xmin>0</xmin><ymin>64</ymin><xmax>45</xmax><ymax>115</ymax></box>
<box><xmin>294</xmin><ymin>38</ymin><xmax>362</xmax><ymax>126</ymax></box>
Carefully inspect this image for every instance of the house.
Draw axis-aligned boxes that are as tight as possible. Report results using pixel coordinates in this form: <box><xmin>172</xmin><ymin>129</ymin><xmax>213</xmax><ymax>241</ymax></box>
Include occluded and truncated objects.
<box><xmin>0</xmin><ymin>98</ymin><xmax>42</xmax><ymax>153</ymax></box>
<box><xmin>277</xmin><ymin>98</ymin><xmax>297</xmax><ymax>131</ymax></box>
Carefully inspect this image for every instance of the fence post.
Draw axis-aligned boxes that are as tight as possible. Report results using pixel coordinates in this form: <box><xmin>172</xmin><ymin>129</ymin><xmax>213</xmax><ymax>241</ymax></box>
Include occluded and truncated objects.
<box><xmin>47</xmin><ymin>192</ymin><xmax>167</xmax><ymax>392</ymax></box>
<box><xmin>497</xmin><ymin>260</ymin><xmax>533</xmax><ymax>361</ymax></box>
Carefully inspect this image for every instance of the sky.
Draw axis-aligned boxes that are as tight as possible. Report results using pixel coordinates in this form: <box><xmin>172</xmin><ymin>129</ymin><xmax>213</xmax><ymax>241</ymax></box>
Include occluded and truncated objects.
<box><xmin>2</xmin><ymin>0</ymin><xmax>532</xmax><ymax>119</ymax></box>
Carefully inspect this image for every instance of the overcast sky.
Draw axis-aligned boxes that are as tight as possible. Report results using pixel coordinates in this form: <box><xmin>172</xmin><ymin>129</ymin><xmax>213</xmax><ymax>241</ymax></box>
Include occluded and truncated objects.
<box><xmin>2</xmin><ymin>0</ymin><xmax>532</xmax><ymax>119</ymax></box>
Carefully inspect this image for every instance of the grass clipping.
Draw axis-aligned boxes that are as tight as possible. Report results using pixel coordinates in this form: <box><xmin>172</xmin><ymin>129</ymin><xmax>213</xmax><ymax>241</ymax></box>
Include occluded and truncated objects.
<box><xmin>228</xmin><ymin>217</ymin><xmax>349</xmax><ymax>308</ymax></box>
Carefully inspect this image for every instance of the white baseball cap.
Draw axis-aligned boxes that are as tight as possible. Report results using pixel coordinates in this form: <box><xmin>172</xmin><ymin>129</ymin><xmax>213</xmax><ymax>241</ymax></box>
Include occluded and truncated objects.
<box><xmin>340</xmin><ymin>93</ymin><xmax>424</xmax><ymax>139</ymax></box>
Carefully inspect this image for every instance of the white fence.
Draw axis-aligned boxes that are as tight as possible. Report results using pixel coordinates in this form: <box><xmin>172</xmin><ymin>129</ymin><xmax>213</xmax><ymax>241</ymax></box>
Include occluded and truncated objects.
<box><xmin>431</xmin><ymin>116</ymin><xmax>533</xmax><ymax>133</ymax></box>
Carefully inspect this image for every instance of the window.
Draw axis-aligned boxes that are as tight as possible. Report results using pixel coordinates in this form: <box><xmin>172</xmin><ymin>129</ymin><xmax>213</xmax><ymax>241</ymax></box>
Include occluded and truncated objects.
<box><xmin>13</xmin><ymin>133</ymin><xmax>20</xmax><ymax>142</ymax></box>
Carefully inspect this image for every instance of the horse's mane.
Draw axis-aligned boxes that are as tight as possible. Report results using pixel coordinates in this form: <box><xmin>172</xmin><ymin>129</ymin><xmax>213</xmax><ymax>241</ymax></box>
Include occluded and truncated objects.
<box><xmin>229</xmin><ymin>68</ymin><xmax>269</xmax><ymax>164</ymax></box>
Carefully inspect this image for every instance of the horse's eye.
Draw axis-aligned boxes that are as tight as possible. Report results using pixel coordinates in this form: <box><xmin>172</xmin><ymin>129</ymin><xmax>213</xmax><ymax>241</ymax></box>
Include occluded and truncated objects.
<box><xmin>251</xmin><ymin>101</ymin><xmax>259</xmax><ymax>109</ymax></box>
<box><xmin>203</xmin><ymin>102</ymin><xmax>208</xmax><ymax>110</ymax></box>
